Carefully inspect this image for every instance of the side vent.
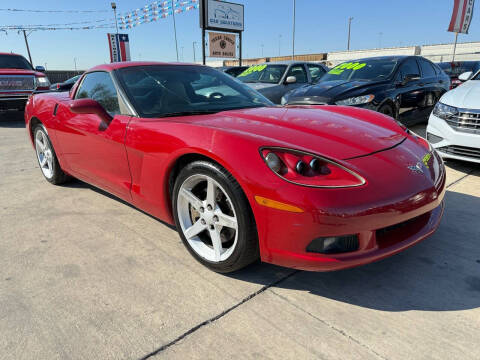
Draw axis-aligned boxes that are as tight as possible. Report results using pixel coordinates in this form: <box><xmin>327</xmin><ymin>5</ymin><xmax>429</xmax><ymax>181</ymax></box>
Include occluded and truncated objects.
<box><xmin>53</xmin><ymin>103</ymin><xmax>59</xmax><ymax>116</ymax></box>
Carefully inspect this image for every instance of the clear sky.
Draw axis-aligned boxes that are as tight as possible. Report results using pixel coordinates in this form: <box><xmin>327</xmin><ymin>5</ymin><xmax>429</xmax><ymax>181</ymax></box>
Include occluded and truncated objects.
<box><xmin>0</xmin><ymin>0</ymin><xmax>478</xmax><ymax>70</ymax></box>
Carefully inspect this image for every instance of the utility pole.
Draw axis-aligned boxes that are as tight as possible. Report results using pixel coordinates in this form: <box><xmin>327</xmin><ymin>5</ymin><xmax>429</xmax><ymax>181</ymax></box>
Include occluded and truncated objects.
<box><xmin>171</xmin><ymin>0</ymin><xmax>179</xmax><ymax>61</ymax></box>
<box><xmin>347</xmin><ymin>17</ymin><xmax>353</xmax><ymax>51</ymax></box>
<box><xmin>111</xmin><ymin>2</ymin><xmax>119</xmax><ymax>35</ymax></box>
<box><xmin>193</xmin><ymin>41</ymin><xmax>197</xmax><ymax>62</ymax></box>
<box><xmin>292</xmin><ymin>0</ymin><xmax>296</xmax><ymax>61</ymax></box>
<box><xmin>22</xmin><ymin>30</ymin><xmax>33</xmax><ymax>66</ymax></box>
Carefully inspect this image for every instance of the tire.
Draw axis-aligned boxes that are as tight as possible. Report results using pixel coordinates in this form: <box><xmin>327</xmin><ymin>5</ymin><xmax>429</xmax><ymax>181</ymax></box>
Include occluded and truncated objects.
<box><xmin>378</xmin><ymin>103</ymin><xmax>396</xmax><ymax>119</ymax></box>
<box><xmin>172</xmin><ymin>160</ymin><xmax>259</xmax><ymax>273</ymax></box>
<box><xmin>33</xmin><ymin>124</ymin><xmax>70</xmax><ymax>185</ymax></box>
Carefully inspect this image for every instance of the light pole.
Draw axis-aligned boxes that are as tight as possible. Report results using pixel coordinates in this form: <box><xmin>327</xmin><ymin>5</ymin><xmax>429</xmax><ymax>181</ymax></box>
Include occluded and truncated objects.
<box><xmin>347</xmin><ymin>17</ymin><xmax>353</xmax><ymax>51</ymax></box>
<box><xmin>111</xmin><ymin>2</ymin><xmax>119</xmax><ymax>35</ymax></box>
<box><xmin>278</xmin><ymin>34</ymin><xmax>281</xmax><ymax>56</ymax></box>
<box><xmin>21</xmin><ymin>30</ymin><xmax>33</xmax><ymax>66</ymax></box>
<box><xmin>193</xmin><ymin>41</ymin><xmax>197</xmax><ymax>62</ymax></box>
<box><xmin>171</xmin><ymin>0</ymin><xmax>179</xmax><ymax>61</ymax></box>
<box><xmin>261</xmin><ymin>44</ymin><xmax>264</xmax><ymax>57</ymax></box>
<box><xmin>292</xmin><ymin>0</ymin><xmax>296</xmax><ymax>61</ymax></box>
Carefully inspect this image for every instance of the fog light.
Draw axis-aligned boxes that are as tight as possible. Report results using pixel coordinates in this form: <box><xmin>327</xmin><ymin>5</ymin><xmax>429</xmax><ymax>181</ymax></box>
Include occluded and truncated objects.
<box><xmin>306</xmin><ymin>235</ymin><xmax>359</xmax><ymax>254</ymax></box>
<box><xmin>426</xmin><ymin>132</ymin><xmax>443</xmax><ymax>144</ymax></box>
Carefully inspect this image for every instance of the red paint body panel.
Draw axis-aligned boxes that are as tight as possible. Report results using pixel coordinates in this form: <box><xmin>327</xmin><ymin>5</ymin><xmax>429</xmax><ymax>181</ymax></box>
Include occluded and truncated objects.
<box><xmin>24</xmin><ymin>62</ymin><xmax>446</xmax><ymax>271</ymax></box>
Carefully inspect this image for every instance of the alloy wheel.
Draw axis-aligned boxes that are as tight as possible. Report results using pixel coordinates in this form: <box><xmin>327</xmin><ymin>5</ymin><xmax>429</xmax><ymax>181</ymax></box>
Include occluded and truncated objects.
<box><xmin>177</xmin><ymin>174</ymin><xmax>238</xmax><ymax>262</ymax></box>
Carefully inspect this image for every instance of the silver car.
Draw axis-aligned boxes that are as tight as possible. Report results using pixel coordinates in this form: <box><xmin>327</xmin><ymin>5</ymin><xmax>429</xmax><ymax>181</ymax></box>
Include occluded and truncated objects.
<box><xmin>237</xmin><ymin>61</ymin><xmax>328</xmax><ymax>104</ymax></box>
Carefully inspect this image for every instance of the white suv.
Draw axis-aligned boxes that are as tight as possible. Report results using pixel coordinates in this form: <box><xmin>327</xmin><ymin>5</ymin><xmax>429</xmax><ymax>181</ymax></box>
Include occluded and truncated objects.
<box><xmin>427</xmin><ymin>71</ymin><xmax>480</xmax><ymax>163</ymax></box>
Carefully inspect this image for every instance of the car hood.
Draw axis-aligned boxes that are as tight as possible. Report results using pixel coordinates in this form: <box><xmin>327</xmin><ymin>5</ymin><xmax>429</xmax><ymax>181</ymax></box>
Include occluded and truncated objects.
<box><xmin>243</xmin><ymin>82</ymin><xmax>278</xmax><ymax>91</ymax></box>
<box><xmin>440</xmin><ymin>80</ymin><xmax>480</xmax><ymax>109</ymax></box>
<box><xmin>287</xmin><ymin>79</ymin><xmax>385</xmax><ymax>102</ymax></box>
<box><xmin>0</xmin><ymin>68</ymin><xmax>45</xmax><ymax>77</ymax></box>
<box><xmin>170</xmin><ymin>106</ymin><xmax>407</xmax><ymax>160</ymax></box>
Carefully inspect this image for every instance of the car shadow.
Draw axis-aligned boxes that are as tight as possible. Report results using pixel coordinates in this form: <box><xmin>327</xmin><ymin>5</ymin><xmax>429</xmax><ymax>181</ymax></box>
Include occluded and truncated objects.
<box><xmin>230</xmin><ymin>190</ymin><xmax>480</xmax><ymax>312</ymax></box>
<box><xmin>0</xmin><ymin>112</ymin><xmax>25</xmax><ymax>127</ymax></box>
<box><xmin>62</xmin><ymin>179</ymin><xmax>177</xmax><ymax>230</ymax></box>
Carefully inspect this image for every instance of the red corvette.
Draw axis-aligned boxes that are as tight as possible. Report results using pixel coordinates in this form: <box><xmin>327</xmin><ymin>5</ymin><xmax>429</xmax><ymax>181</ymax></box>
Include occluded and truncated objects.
<box><xmin>24</xmin><ymin>62</ymin><xmax>446</xmax><ymax>273</ymax></box>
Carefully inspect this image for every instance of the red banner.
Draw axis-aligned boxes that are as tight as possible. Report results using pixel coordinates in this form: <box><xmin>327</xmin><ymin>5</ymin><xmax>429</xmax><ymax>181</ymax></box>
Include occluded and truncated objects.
<box><xmin>448</xmin><ymin>0</ymin><xmax>475</xmax><ymax>34</ymax></box>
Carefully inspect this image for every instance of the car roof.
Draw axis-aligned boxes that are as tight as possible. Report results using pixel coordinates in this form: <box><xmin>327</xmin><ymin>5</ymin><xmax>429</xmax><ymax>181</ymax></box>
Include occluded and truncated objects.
<box><xmin>88</xmin><ymin>61</ymin><xmax>203</xmax><ymax>72</ymax></box>
<box><xmin>0</xmin><ymin>52</ymin><xmax>24</xmax><ymax>57</ymax></box>
<box><xmin>249</xmin><ymin>60</ymin><xmax>326</xmax><ymax>66</ymax></box>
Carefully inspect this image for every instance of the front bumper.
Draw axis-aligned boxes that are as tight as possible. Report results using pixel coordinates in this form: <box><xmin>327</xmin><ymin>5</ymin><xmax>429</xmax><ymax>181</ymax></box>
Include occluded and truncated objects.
<box><xmin>254</xmin><ymin>140</ymin><xmax>446</xmax><ymax>271</ymax></box>
<box><xmin>0</xmin><ymin>93</ymin><xmax>30</xmax><ymax>111</ymax></box>
<box><xmin>427</xmin><ymin>113</ymin><xmax>480</xmax><ymax>164</ymax></box>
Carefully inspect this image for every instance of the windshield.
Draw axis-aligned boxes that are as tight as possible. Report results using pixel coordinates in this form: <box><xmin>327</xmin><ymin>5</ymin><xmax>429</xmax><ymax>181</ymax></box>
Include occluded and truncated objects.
<box><xmin>439</xmin><ymin>62</ymin><xmax>480</xmax><ymax>77</ymax></box>
<box><xmin>237</xmin><ymin>64</ymin><xmax>287</xmax><ymax>84</ymax></box>
<box><xmin>321</xmin><ymin>59</ymin><xmax>398</xmax><ymax>82</ymax></box>
<box><xmin>0</xmin><ymin>54</ymin><xmax>33</xmax><ymax>70</ymax></box>
<box><xmin>116</xmin><ymin>65</ymin><xmax>273</xmax><ymax>118</ymax></box>
<box><xmin>471</xmin><ymin>71</ymin><xmax>480</xmax><ymax>80</ymax></box>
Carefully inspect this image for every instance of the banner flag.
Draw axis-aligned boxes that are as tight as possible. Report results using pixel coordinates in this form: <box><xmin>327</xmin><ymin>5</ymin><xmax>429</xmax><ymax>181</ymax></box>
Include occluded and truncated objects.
<box><xmin>448</xmin><ymin>0</ymin><xmax>475</xmax><ymax>34</ymax></box>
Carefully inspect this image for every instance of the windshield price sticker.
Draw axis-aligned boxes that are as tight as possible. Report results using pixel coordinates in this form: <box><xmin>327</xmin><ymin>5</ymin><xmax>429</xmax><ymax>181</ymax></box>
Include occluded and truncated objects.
<box><xmin>238</xmin><ymin>64</ymin><xmax>267</xmax><ymax>77</ymax></box>
<box><xmin>328</xmin><ymin>62</ymin><xmax>366</xmax><ymax>75</ymax></box>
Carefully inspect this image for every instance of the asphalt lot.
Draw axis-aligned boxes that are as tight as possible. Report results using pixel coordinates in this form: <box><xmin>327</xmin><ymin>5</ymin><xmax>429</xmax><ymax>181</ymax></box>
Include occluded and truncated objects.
<box><xmin>1</xmin><ymin>111</ymin><xmax>479</xmax><ymax>360</ymax></box>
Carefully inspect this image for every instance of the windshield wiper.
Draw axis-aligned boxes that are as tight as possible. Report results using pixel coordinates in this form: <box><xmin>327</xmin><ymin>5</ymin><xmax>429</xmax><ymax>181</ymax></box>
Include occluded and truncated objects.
<box><xmin>159</xmin><ymin>110</ymin><xmax>220</xmax><ymax>118</ymax></box>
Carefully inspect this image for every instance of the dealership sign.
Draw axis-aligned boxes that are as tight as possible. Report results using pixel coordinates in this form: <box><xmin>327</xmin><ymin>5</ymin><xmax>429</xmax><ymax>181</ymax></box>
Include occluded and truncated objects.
<box><xmin>202</xmin><ymin>0</ymin><xmax>244</xmax><ymax>32</ymax></box>
<box><xmin>108</xmin><ymin>33</ymin><xmax>131</xmax><ymax>62</ymax></box>
<box><xmin>209</xmin><ymin>32</ymin><xmax>236</xmax><ymax>58</ymax></box>
<box><xmin>448</xmin><ymin>0</ymin><xmax>475</xmax><ymax>34</ymax></box>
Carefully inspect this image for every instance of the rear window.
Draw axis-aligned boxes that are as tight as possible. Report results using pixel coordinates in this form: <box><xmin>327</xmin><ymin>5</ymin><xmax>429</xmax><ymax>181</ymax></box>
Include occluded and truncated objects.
<box><xmin>0</xmin><ymin>54</ymin><xmax>33</xmax><ymax>70</ymax></box>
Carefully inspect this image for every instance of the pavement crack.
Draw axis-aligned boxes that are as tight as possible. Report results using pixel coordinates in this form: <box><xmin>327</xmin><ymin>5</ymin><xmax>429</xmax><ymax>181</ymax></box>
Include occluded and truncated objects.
<box><xmin>269</xmin><ymin>289</ymin><xmax>389</xmax><ymax>360</ymax></box>
<box><xmin>446</xmin><ymin>170</ymin><xmax>474</xmax><ymax>189</ymax></box>
<box><xmin>138</xmin><ymin>269</ymin><xmax>301</xmax><ymax>360</ymax></box>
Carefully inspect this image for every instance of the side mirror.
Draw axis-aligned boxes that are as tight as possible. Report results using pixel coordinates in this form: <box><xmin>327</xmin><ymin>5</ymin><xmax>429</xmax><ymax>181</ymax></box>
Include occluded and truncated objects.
<box><xmin>69</xmin><ymin>98</ymin><xmax>113</xmax><ymax>123</ymax></box>
<box><xmin>401</xmin><ymin>73</ymin><xmax>420</xmax><ymax>86</ymax></box>
<box><xmin>458</xmin><ymin>71</ymin><xmax>473</xmax><ymax>81</ymax></box>
<box><xmin>35</xmin><ymin>66</ymin><xmax>45</xmax><ymax>72</ymax></box>
<box><xmin>285</xmin><ymin>76</ymin><xmax>297</xmax><ymax>84</ymax></box>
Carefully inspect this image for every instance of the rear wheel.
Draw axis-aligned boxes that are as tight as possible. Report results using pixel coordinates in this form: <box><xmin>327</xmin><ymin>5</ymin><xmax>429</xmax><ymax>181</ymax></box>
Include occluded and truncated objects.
<box><xmin>34</xmin><ymin>124</ymin><xmax>70</xmax><ymax>185</ymax></box>
<box><xmin>173</xmin><ymin>161</ymin><xmax>259</xmax><ymax>273</ymax></box>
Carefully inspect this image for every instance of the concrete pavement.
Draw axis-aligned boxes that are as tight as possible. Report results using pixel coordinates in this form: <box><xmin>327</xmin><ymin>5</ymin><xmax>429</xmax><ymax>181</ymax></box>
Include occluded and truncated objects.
<box><xmin>1</xmin><ymin>113</ymin><xmax>479</xmax><ymax>360</ymax></box>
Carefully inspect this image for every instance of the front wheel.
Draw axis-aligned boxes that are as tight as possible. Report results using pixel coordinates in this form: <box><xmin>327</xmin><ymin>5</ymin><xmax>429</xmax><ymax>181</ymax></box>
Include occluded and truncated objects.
<box><xmin>34</xmin><ymin>124</ymin><xmax>70</xmax><ymax>185</ymax></box>
<box><xmin>378</xmin><ymin>103</ymin><xmax>396</xmax><ymax>119</ymax></box>
<box><xmin>173</xmin><ymin>161</ymin><xmax>259</xmax><ymax>273</ymax></box>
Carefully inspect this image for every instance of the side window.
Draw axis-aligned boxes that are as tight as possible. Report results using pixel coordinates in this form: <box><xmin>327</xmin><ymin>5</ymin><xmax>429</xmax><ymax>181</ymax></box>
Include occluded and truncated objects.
<box><xmin>397</xmin><ymin>58</ymin><xmax>420</xmax><ymax>80</ymax></box>
<box><xmin>419</xmin><ymin>59</ymin><xmax>436</xmax><ymax>78</ymax></box>
<box><xmin>307</xmin><ymin>64</ymin><xmax>326</xmax><ymax>82</ymax></box>
<box><xmin>287</xmin><ymin>65</ymin><xmax>308</xmax><ymax>83</ymax></box>
<box><xmin>75</xmin><ymin>72</ymin><xmax>120</xmax><ymax>115</ymax></box>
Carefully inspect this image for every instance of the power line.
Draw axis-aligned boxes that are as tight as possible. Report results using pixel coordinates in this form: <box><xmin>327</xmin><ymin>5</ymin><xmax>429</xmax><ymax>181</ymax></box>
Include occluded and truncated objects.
<box><xmin>0</xmin><ymin>8</ymin><xmax>109</xmax><ymax>13</ymax></box>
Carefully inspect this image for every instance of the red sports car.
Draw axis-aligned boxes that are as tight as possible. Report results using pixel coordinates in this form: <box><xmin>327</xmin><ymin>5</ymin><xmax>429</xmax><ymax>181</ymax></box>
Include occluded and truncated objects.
<box><xmin>24</xmin><ymin>62</ymin><xmax>446</xmax><ymax>273</ymax></box>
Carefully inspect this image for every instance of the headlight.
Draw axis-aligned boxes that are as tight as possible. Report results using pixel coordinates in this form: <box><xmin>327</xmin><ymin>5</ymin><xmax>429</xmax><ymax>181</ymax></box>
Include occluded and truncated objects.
<box><xmin>335</xmin><ymin>94</ymin><xmax>374</xmax><ymax>106</ymax></box>
<box><xmin>260</xmin><ymin>147</ymin><xmax>365</xmax><ymax>188</ymax></box>
<box><xmin>35</xmin><ymin>76</ymin><xmax>50</xmax><ymax>88</ymax></box>
<box><xmin>432</xmin><ymin>102</ymin><xmax>458</xmax><ymax>120</ymax></box>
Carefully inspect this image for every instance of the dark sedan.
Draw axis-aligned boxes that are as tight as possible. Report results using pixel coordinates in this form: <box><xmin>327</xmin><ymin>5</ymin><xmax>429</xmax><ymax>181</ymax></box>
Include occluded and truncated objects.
<box><xmin>283</xmin><ymin>56</ymin><xmax>450</xmax><ymax>123</ymax></box>
<box><xmin>237</xmin><ymin>61</ymin><xmax>329</xmax><ymax>104</ymax></box>
<box><xmin>437</xmin><ymin>61</ymin><xmax>480</xmax><ymax>89</ymax></box>
<box><xmin>50</xmin><ymin>75</ymin><xmax>81</xmax><ymax>91</ymax></box>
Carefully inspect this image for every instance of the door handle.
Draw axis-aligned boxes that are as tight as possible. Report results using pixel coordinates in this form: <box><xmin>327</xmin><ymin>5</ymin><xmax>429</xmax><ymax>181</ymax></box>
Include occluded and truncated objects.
<box><xmin>418</xmin><ymin>83</ymin><xmax>424</xmax><ymax>86</ymax></box>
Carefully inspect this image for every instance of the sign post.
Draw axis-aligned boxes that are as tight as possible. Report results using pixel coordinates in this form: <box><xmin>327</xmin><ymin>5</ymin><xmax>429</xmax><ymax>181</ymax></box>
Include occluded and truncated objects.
<box><xmin>199</xmin><ymin>0</ymin><xmax>244</xmax><ymax>65</ymax></box>
<box><xmin>447</xmin><ymin>0</ymin><xmax>476</xmax><ymax>61</ymax></box>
